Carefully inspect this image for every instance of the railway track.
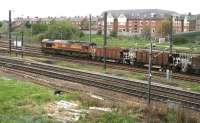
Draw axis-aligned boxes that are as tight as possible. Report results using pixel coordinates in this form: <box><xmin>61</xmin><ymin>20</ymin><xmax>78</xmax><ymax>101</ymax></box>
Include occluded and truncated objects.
<box><xmin>0</xmin><ymin>40</ymin><xmax>200</xmax><ymax>83</ymax></box>
<box><xmin>0</xmin><ymin>56</ymin><xmax>199</xmax><ymax>111</ymax></box>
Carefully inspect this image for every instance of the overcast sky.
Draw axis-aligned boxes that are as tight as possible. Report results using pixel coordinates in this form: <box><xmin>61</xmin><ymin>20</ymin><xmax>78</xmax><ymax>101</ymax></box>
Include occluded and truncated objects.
<box><xmin>0</xmin><ymin>0</ymin><xmax>200</xmax><ymax>20</ymax></box>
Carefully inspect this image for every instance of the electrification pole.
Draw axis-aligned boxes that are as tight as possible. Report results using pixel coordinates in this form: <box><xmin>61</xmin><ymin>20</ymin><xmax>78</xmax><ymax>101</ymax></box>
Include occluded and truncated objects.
<box><xmin>15</xmin><ymin>35</ymin><xmax>18</xmax><ymax>56</ymax></box>
<box><xmin>9</xmin><ymin>10</ymin><xmax>12</xmax><ymax>55</ymax></box>
<box><xmin>103</xmin><ymin>12</ymin><xmax>107</xmax><ymax>70</ymax></box>
<box><xmin>89</xmin><ymin>14</ymin><xmax>92</xmax><ymax>42</ymax></box>
<box><xmin>169</xmin><ymin>16</ymin><xmax>173</xmax><ymax>55</ymax></box>
<box><xmin>148</xmin><ymin>41</ymin><xmax>152</xmax><ymax>104</ymax></box>
<box><xmin>169</xmin><ymin>16</ymin><xmax>173</xmax><ymax>80</ymax></box>
<box><xmin>21</xmin><ymin>31</ymin><xmax>24</xmax><ymax>58</ymax></box>
<box><xmin>60</xmin><ymin>32</ymin><xmax>63</xmax><ymax>40</ymax></box>
<box><xmin>147</xmin><ymin>13</ymin><xmax>155</xmax><ymax>105</ymax></box>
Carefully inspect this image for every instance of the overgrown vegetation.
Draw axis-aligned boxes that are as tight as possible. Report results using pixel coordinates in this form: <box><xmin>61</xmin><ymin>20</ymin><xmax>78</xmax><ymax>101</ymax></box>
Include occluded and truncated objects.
<box><xmin>144</xmin><ymin>105</ymin><xmax>200</xmax><ymax>123</ymax></box>
<box><xmin>0</xmin><ymin>21</ymin><xmax>2</xmax><ymax>28</ymax></box>
<box><xmin>78</xmin><ymin>112</ymin><xmax>137</xmax><ymax>123</ymax></box>
<box><xmin>9</xmin><ymin>21</ymin><xmax>81</xmax><ymax>43</ymax></box>
<box><xmin>0</xmin><ymin>75</ymin><xmax>79</xmax><ymax>122</ymax></box>
<box><xmin>0</xmin><ymin>21</ymin><xmax>7</xmax><ymax>33</ymax></box>
<box><xmin>46</xmin><ymin>21</ymin><xmax>81</xmax><ymax>40</ymax></box>
<box><xmin>32</xmin><ymin>23</ymin><xmax>48</xmax><ymax>35</ymax></box>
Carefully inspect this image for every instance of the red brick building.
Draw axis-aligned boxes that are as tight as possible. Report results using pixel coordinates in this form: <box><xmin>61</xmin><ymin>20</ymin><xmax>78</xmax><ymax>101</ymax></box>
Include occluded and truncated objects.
<box><xmin>100</xmin><ymin>9</ymin><xmax>177</xmax><ymax>37</ymax></box>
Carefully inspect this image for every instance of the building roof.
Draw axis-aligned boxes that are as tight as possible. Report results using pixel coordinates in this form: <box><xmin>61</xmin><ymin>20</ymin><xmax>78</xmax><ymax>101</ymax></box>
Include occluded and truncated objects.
<box><xmin>103</xmin><ymin>9</ymin><xmax>178</xmax><ymax>19</ymax></box>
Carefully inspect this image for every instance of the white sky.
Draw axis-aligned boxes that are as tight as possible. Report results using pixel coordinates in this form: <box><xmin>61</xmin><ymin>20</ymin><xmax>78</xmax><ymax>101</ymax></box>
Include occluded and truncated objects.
<box><xmin>0</xmin><ymin>0</ymin><xmax>200</xmax><ymax>20</ymax></box>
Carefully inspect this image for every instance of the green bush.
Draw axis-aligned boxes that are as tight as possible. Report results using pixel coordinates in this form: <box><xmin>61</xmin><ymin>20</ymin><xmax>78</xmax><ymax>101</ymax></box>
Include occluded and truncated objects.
<box><xmin>32</xmin><ymin>33</ymin><xmax>47</xmax><ymax>41</ymax></box>
<box><xmin>97</xmin><ymin>30</ymin><xmax>102</xmax><ymax>35</ymax></box>
<box><xmin>25</xmin><ymin>21</ymin><xmax>31</xmax><ymax>29</ymax></box>
<box><xmin>79</xmin><ymin>31</ymin><xmax>85</xmax><ymax>38</ymax></box>
<box><xmin>46</xmin><ymin>21</ymin><xmax>80</xmax><ymax>40</ymax></box>
<box><xmin>0</xmin><ymin>21</ymin><xmax>2</xmax><ymax>28</ymax></box>
<box><xmin>110</xmin><ymin>30</ymin><xmax>118</xmax><ymax>37</ymax></box>
<box><xmin>32</xmin><ymin>24</ymin><xmax>48</xmax><ymax>35</ymax></box>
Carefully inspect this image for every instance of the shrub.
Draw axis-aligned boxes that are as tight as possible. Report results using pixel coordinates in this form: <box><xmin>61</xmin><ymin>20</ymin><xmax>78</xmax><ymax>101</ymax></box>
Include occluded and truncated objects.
<box><xmin>97</xmin><ymin>30</ymin><xmax>102</xmax><ymax>35</ymax></box>
<box><xmin>79</xmin><ymin>31</ymin><xmax>85</xmax><ymax>38</ymax></box>
<box><xmin>46</xmin><ymin>21</ymin><xmax>80</xmax><ymax>40</ymax></box>
<box><xmin>110</xmin><ymin>30</ymin><xmax>118</xmax><ymax>37</ymax></box>
<box><xmin>32</xmin><ymin>33</ymin><xmax>47</xmax><ymax>41</ymax></box>
<box><xmin>32</xmin><ymin>24</ymin><xmax>48</xmax><ymax>35</ymax></box>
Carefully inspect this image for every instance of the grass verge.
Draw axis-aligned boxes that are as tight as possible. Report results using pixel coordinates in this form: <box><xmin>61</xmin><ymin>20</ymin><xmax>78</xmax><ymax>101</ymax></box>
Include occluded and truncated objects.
<box><xmin>0</xmin><ymin>74</ymin><xmax>79</xmax><ymax>123</ymax></box>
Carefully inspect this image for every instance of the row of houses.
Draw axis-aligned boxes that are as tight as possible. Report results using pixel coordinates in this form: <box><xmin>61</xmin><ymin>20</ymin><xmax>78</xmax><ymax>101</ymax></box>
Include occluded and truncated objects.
<box><xmin>13</xmin><ymin>9</ymin><xmax>200</xmax><ymax>36</ymax></box>
<box><xmin>99</xmin><ymin>9</ymin><xmax>200</xmax><ymax>36</ymax></box>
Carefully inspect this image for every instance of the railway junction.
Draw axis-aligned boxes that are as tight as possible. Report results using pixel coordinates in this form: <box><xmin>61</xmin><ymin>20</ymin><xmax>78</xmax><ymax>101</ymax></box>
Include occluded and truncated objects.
<box><xmin>0</xmin><ymin>38</ymin><xmax>200</xmax><ymax>122</ymax></box>
<box><xmin>0</xmin><ymin>11</ymin><xmax>200</xmax><ymax>122</ymax></box>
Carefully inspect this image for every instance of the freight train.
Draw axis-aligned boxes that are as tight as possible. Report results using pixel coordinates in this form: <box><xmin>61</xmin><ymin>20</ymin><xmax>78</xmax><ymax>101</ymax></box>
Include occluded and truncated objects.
<box><xmin>41</xmin><ymin>39</ymin><xmax>200</xmax><ymax>74</ymax></box>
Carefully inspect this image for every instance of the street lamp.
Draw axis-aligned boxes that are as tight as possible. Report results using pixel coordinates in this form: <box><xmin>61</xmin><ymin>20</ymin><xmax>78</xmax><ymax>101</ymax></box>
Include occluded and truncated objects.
<box><xmin>8</xmin><ymin>9</ymin><xmax>16</xmax><ymax>55</ymax></box>
<box><xmin>8</xmin><ymin>10</ymin><xmax>12</xmax><ymax>55</ymax></box>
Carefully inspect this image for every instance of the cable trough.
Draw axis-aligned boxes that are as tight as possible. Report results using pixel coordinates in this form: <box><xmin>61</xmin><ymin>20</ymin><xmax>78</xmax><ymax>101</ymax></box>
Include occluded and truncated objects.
<box><xmin>0</xmin><ymin>56</ymin><xmax>199</xmax><ymax>111</ymax></box>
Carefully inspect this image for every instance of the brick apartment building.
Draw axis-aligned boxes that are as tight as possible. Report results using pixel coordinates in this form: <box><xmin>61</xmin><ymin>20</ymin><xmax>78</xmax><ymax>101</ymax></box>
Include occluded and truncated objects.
<box><xmin>99</xmin><ymin>9</ymin><xmax>200</xmax><ymax>37</ymax></box>
<box><xmin>196</xmin><ymin>15</ymin><xmax>200</xmax><ymax>31</ymax></box>
<box><xmin>99</xmin><ymin>9</ymin><xmax>177</xmax><ymax>36</ymax></box>
<box><xmin>173</xmin><ymin>13</ymin><xmax>197</xmax><ymax>33</ymax></box>
<box><xmin>69</xmin><ymin>16</ymin><xmax>99</xmax><ymax>30</ymax></box>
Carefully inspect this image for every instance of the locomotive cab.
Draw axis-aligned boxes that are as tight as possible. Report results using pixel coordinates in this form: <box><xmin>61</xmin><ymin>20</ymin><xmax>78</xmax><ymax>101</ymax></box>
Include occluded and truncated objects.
<box><xmin>41</xmin><ymin>39</ymin><xmax>54</xmax><ymax>48</ymax></box>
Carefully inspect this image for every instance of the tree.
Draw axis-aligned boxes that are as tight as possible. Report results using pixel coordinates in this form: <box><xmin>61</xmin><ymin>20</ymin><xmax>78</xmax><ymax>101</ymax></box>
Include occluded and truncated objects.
<box><xmin>46</xmin><ymin>21</ymin><xmax>81</xmax><ymax>40</ymax></box>
<box><xmin>32</xmin><ymin>23</ymin><xmax>48</xmax><ymax>35</ymax></box>
<box><xmin>0</xmin><ymin>21</ymin><xmax>2</xmax><ymax>28</ymax></box>
<box><xmin>25</xmin><ymin>21</ymin><xmax>31</xmax><ymax>29</ymax></box>
<box><xmin>80</xmin><ymin>18</ymin><xmax>89</xmax><ymax>30</ymax></box>
<box><xmin>158</xmin><ymin>19</ymin><xmax>171</xmax><ymax>37</ymax></box>
<box><xmin>142</xmin><ymin>26</ymin><xmax>151</xmax><ymax>39</ymax></box>
<box><xmin>97</xmin><ymin>30</ymin><xmax>102</xmax><ymax>35</ymax></box>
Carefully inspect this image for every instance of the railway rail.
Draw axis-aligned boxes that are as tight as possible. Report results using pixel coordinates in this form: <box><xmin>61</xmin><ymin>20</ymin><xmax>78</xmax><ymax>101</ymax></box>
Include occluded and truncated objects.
<box><xmin>0</xmin><ymin>40</ymin><xmax>200</xmax><ymax>83</ymax></box>
<box><xmin>0</xmin><ymin>56</ymin><xmax>199</xmax><ymax>111</ymax></box>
